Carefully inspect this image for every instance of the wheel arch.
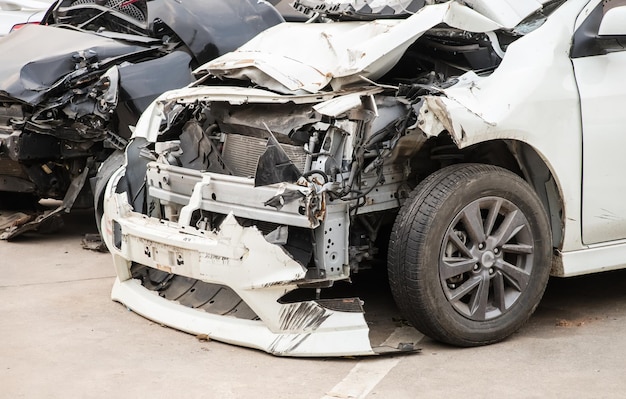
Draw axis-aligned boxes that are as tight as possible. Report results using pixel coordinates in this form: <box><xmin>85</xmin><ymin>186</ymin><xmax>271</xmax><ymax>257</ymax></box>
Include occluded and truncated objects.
<box><xmin>409</xmin><ymin>135</ymin><xmax>565</xmax><ymax>250</ymax></box>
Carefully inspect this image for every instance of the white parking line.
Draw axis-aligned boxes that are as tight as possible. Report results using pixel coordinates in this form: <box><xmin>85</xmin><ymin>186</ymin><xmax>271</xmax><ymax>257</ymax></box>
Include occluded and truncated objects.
<box><xmin>321</xmin><ymin>327</ymin><xmax>424</xmax><ymax>399</ymax></box>
<box><xmin>322</xmin><ymin>357</ymin><xmax>401</xmax><ymax>399</ymax></box>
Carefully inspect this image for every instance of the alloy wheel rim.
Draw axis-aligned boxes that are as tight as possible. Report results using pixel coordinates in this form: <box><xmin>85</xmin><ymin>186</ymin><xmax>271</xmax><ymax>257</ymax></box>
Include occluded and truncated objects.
<box><xmin>439</xmin><ymin>196</ymin><xmax>535</xmax><ymax>321</ymax></box>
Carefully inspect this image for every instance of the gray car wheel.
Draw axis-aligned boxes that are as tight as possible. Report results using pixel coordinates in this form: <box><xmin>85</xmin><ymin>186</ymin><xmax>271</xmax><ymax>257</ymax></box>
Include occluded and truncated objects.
<box><xmin>388</xmin><ymin>163</ymin><xmax>552</xmax><ymax>346</ymax></box>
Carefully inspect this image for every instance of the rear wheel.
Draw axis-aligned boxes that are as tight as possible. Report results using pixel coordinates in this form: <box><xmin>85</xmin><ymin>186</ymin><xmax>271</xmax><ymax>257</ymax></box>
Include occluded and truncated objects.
<box><xmin>388</xmin><ymin>164</ymin><xmax>552</xmax><ymax>346</ymax></box>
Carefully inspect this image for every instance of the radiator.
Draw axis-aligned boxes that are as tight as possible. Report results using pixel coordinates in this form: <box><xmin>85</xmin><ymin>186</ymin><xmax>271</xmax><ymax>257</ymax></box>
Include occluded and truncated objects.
<box><xmin>221</xmin><ymin>133</ymin><xmax>307</xmax><ymax>178</ymax></box>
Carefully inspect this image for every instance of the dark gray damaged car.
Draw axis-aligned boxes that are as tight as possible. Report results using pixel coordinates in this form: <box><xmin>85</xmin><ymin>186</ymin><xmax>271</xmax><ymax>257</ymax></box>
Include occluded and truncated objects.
<box><xmin>0</xmin><ymin>0</ymin><xmax>285</xmax><ymax>238</ymax></box>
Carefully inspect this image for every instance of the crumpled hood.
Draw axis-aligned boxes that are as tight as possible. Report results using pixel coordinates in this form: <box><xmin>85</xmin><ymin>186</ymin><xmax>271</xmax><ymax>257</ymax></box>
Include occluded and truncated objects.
<box><xmin>0</xmin><ymin>24</ymin><xmax>155</xmax><ymax>104</ymax></box>
<box><xmin>198</xmin><ymin>0</ymin><xmax>549</xmax><ymax>94</ymax></box>
<box><xmin>293</xmin><ymin>0</ymin><xmax>549</xmax><ymax>26</ymax></box>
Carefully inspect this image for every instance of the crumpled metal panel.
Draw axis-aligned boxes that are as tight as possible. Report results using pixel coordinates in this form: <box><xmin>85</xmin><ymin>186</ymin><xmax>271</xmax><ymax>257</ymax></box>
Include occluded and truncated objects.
<box><xmin>293</xmin><ymin>0</ymin><xmax>426</xmax><ymax>19</ymax></box>
<box><xmin>202</xmin><ymin>0</ymin><xmax>554</xmax><ymax>94</ymax></box>
<box><xmin>103</xmin><ymin>166</ymin><xmax>419</xmax><ymax>356</ymax></box>
<box><xmin>202</xmin><ymin>2</ymin><xmax>502</xmax><ymax>94</ymax></box>
<box><xmin>105</xmin><ymin>177</ymin><xmax>360</xmax><ymax>356</ymax></box>
<box><xmin>294</xmin><ymin>0</ymin><xmax>550</xmax><ymax>26</ymax></box>
<box><xmin>0</xmin><ymin>24</ymin><xmax>152</xmax><ymax>104</ymax></box>
<box><xmin>133</xmin><ymin>85</ymin><xmax>384</xmax><ymax>143</ymax></box>
<box><xmin>111</xmin><ymin>278</ymin><xmax>378</xmax><ymax>357</ymax></box>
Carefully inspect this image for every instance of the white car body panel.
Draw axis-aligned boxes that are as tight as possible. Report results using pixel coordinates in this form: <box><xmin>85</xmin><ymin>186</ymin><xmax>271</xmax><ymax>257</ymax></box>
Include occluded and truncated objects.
<box><xmin>203</xmin><ymin>0</ymin><xmax>559</xmax><ymax>95</ymax></box>
<box><xmin>202</xmin><ymin>2</ymin><xmax>503</xmax><ymax>94</ymax></box>
<box><xmin>575</xmin><ymin>51</ymin><xmax>626</xmax><ymax>245</ymax></box>
<box><xmin>416</xmin><ymin>0</ymin><xmax>587</xmax><ymax>253</ymax></box>
<box><xmin>462</xmin><ymin>0</ymin><xmax>544</xmax><ymax>28</ymax></box>
<box><xmin>0</xmin><ymin>0</ymin><xmax>51</xmax><ymax>36</ymax></box>
<box><xmin>111</xmin><ymin>278</ymin><xmax>375</xmax><ymax>357</ymax></box>
<box><xmin>103</xmin><ymin>168</ymin><xmax>383</xmax><ymax>356</ymax></box>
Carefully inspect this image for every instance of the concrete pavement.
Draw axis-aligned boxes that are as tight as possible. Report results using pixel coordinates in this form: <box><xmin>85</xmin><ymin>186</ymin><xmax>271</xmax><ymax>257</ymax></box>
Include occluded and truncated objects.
<box><xmin>2</xmin><ymin>209</ymin><xmax>626</xmax><ymax>398</ymax></box>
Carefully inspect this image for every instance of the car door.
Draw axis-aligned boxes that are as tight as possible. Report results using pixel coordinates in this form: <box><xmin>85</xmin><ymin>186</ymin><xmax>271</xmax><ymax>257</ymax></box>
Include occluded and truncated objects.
<box><xmin>572</xmin><ymin>1</ymin><xmax>626</xmax><ymax>244</ymax></box>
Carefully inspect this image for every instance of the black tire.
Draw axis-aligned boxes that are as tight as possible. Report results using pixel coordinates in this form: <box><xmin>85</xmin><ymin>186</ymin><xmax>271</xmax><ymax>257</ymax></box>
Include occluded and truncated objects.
<box><xmin>388</xmin><ymin>164</ymin><xmax>552</xmax><ymax>346</ymax></box>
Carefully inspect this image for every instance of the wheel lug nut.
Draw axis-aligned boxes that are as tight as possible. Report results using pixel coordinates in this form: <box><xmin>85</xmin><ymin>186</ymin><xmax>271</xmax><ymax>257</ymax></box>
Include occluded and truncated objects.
<box><xmin>478</xmin><ymin>243</ymin><xmax>485</xmax><ymax>250</ymax></box>
<box><xmin>473</xmin><ymin>264</ymin><xmax>480</xmax><ymax>271</ymax></box>
<box><xmin>489</xmin><ymin>268</ymin><xmax>494</xmax><ymax>274</ymax></box>
<box><xmin>494</xmin><ymin>247</ymin><xmax>500</xmax><ymax>254</ymax></box>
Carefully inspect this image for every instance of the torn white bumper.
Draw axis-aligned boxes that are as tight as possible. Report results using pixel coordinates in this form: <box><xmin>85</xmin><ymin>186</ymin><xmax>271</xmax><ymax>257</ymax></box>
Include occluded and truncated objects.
<box><xmin>111</xmin><ymin>277</ymin><xmax>373</xmax><ymax>356</ymax></box>
<box><xmin>102</xmin><ymin>166</ymin><xmax>408</xmax><ymax>357</ymax></box>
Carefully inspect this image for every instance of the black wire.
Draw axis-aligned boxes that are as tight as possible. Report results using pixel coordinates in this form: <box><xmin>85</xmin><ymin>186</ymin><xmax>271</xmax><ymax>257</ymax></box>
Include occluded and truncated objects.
<box><xmin>348</xmin><ymin>164</ymin><xmax>385</xmax><ymax>214</ymax></box>
<box><xmin>302</xmin><ymin>169</ymin><xmax>329</xmax><ymax>184</ymax></box>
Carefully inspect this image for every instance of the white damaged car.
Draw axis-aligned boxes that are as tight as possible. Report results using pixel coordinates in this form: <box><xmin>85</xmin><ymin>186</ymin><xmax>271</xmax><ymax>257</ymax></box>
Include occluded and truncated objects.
<box><xmin>101</xmin><ymin>0</ymin><xmax>626</xmax><ymax>356</ymax></box>
<box><xmin>0</xmin><ymin>0</ymin><xmax>53</xmax><ymax>36</ymax></box>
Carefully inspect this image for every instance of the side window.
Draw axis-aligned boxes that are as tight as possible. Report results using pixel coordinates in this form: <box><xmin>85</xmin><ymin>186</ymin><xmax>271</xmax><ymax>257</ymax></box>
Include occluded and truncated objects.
<box><xmin>571</xmin><ymin>1</ymin><xmax>626</xmax><ymax>58</ymax></box>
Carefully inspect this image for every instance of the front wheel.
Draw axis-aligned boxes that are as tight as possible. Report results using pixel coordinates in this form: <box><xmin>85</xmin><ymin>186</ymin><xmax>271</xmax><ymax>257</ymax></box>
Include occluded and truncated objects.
<box><xmin>388</xmin><ymin>164</ymin><xmax>552</xmax><ymax>346</ymax></box>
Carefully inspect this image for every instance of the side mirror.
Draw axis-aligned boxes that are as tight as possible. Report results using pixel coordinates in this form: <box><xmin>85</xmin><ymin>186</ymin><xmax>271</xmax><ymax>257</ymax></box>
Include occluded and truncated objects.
<box><xmin>599</xmin><ymin>6</ymin><xmax>626</xmax><ymax>36</ymax></box>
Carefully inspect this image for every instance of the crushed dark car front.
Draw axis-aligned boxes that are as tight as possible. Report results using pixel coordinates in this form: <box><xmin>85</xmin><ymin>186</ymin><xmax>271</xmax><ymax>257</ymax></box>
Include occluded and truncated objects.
<box><xmin>0</xmin><ymin>0</ymin><xmax>284</xmax><ymax>239</ymax></box>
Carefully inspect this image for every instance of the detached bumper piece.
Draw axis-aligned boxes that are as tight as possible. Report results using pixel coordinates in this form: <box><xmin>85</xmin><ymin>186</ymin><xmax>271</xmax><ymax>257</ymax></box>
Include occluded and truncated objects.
<box><xmin>111</xmin><ymin>277</ymin><xmax>378</xmax><ymax>357</ymax></box>
<box><xmin>103</xmin><ymin>167</ymin><xmax>417</xmax><ymax>357</ymax></box>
